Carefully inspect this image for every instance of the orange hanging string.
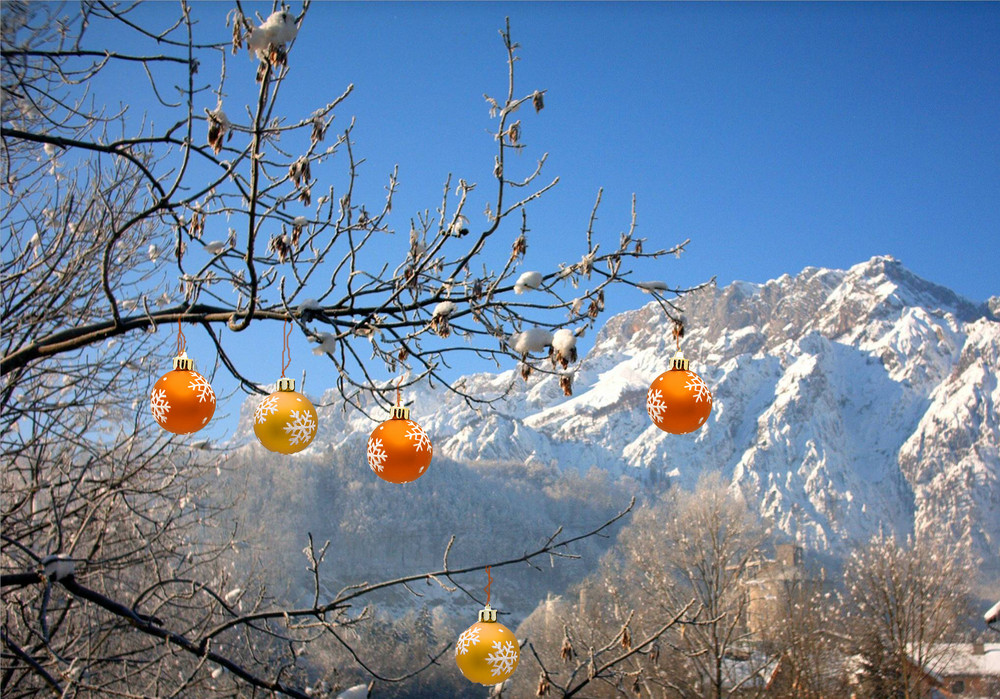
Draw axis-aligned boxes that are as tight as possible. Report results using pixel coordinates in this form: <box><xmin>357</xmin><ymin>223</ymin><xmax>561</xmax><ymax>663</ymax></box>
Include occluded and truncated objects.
<box><xmin>485</xmin><ymin>566</ymin><xmax>493</xmax><ymax>605</ymax></box>
<box><xmin>280</xmin><ymin>319</ymin><xmax>292</xmax><ymax>377</ymax></box>
<box><xmin>176</xmin><ymin>318</ymin><xmax>186</xmax><ymax>356</ymax></box>
<box><xmin>396</xmin><ymin>375</ymin><xmax>402</xmax><ymax>407</ymax></box>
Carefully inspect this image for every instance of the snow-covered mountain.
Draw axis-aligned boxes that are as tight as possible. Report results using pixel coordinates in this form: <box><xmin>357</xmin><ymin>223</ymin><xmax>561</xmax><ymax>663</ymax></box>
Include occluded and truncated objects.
<box><xmin>272</xmin><ymin>256</ymin><xmax>999</xmax><ymax>567</ymax></box>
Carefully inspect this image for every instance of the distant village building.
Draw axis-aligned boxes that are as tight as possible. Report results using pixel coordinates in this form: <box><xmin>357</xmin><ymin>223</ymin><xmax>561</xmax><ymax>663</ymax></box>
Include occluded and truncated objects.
<box><xmin>924</xmin><ymin>643</ymin><xmax>1000</xmax><ymax>698</ymax></box>
<box><xmin>744</xmin><ymin>543</ymin><xmax>817</xmax><ymax>635</ymax></box>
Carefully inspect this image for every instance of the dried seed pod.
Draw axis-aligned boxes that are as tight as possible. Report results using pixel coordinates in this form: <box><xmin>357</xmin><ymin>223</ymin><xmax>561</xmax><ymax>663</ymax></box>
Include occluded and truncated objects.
<box><xmin>608</xmin><ymin>254</ymin><xmax>621</xmax><ymax>275</ymax></box>
<box><xmin>512</xmin><ymin>233</ymin><xmax>527</xmax><ymax>260</ymax></box>
<box><xmin>289</xmin><ymin>157</ymin><xmax>311</xmax><ymax>188</ymax></box>
<box><xmin>484</xmin><ymin>94</ymin><xmax>500</xmax><ymax>118</ymax></box>
<box><xmin>431</xmin><ymin>315</ymin><xmax>451</xmax><ymax>338</ymax></box>
<box><xmin>404</xmin><ymin>266</ymin><xmax>419</xmax><ymax>292</ymax></box>
<box><xmin>508</xmin><ymin>120</ymin><xmax>521</xmax><ymax>145</ymax></box>
<box><xmin>520</xmin><ymin>362</ymin><xmax>531</xmax><ymax>382</ymax></box>
<box><xmin>207</xmin><ymin>109</ymin><xmax>229</xmax><ymax>155</ymax></box>
<box><xmin>673</xmin><ymin>318</ymin><xmax>685</xmax><ymax>342</ymax></box>
<box><xmin>553</xmin><ymin>346</ymin><xmax>577</xmax><ymax>369</ymax></box>
<box><xmin>268</xmin><ymin>234</ymin><xmax>291</xmax><ymax>263</ymax></box>
<box><xmin>189</xmin><ymin>211</ymin><xmax>204</xmax><ymax>239</ymax></box>
<box><xmin>621</xmin><ymin>625</ymin><xmax>632</xmax><ymax>650</ymax></box>
<box><xmin>269</xmin><ymin>45</ymin><xmax>287</xmax><ymax>69</ymax></box>
<box><xmin>560</xmin><ymin>634</ymin><xmax>574</xmax><ymax>663</ymax></box>
<box><xmin>536</xmin><ymin>673</ymin><xmax>550</xmax><ymax>696</ymax></box>
<box><xmin>231</xmin><ymin>14</ymin><xmax>245</xmax><ymax>54</ymax></box>
<box><xmin>532</xmin><ymin>90</ymin><xmax>545</xmax><ymax>112</ymax></box>
<box><xmin>587</xmin><ymin>298</ymin><xmax>601</xmax><ymax>320</ymax></box>
<box><xmin>310</xmin><ymin>115</ymin><xmax>326</xmax><ymax>144</ymax></box>
<box><xmin>559</xmin><ymin>373</ymin><xmax>573</xmax><ymax>396</ymax></box>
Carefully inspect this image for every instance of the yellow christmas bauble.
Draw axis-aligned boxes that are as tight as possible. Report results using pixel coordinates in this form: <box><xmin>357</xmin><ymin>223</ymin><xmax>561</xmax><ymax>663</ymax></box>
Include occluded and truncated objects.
<box><xmin>455</xmin><ymin>605</ymin><xmax>519</xmax><ymax>685</ymax></box>
<box><xmin>253</xmin><ymin>378</ymin><xmax>318</xmax><ymax>454</ymax></box>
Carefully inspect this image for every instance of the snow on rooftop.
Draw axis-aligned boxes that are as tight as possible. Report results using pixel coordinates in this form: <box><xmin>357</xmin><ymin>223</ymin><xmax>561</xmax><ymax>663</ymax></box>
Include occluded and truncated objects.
<box><xmin>984</xmin><ymin>599</ymin><xmax>1000</xmax><ymax>624</ymax></box>
<box><xmin>906</xmin><ymin>644</ymin><xmax>1000</xmax><ymax>677</ymax></box>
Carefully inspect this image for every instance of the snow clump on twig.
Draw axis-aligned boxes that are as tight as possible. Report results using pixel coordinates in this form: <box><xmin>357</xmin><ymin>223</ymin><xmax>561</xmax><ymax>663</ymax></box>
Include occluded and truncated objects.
<box><xmin>514</xmin><ymin>271</ymin><xmax>543</xmax><ymax>294</ymax></box>
<box><xmin>510</xmin><ymin>328</ymin><xmax>552</xmax><ymax>355</ymax></box>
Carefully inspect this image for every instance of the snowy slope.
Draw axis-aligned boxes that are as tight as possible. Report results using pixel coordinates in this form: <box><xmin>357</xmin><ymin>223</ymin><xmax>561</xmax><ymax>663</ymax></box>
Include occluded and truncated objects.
<box><xmin>258</xmin><ymin>256</ymin><xmax>998</xmax><ymax>564</ymax></box>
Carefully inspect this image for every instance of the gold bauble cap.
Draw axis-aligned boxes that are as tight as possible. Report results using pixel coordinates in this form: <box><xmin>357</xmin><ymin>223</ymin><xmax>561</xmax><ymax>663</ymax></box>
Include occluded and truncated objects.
<box><xmin>390</xmin><ymin>405</ymin><xmax>410</xmax><ymax>420</ymax></box>
<box><xmin>478</xmin><ymin>604</ymin><xmax>498</xmax><ymax>623</ymax></box>
<box><xmin>670</xmin><ymin>351</ymin><xmax>690</xmax><ymax>371</ymax></box>
<box><xmin>173</xmin><ymin>352</ymin><xmax>194</xmax><ymax>371</ymax></box>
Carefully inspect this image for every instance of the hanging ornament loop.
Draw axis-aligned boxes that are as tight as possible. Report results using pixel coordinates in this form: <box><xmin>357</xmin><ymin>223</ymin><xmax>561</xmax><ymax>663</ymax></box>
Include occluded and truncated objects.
<box><xmin>280</xmin><ymin>319</ymin><xmax>292</xmax><ymax>378</ymax></box>
<box><xmin>176</xmin><ymin>318</ymin><xmax>186</xmax><ymax>356</ymax></box>
<box><xmin>669</xmin><ymin>318</ymin><xmax>690</xmax><ymax>373</ymax></box>
<box><xmin>390</xmin><ymin>376</ymin><xmax>409</xmax><ymax>419</ymax></box>
<box><xmin>172</xmin><ymin>320</ymin><xmax>194</xmax><ymax>370</ymax></box>
<box><xmin>672</xmin><ymin>318</ymin><xmax>684</xmax><ymax>353</ymax></box>
<box><xmin>479</xmin><ymin>567</ymin><xmax>498</xmax><ymax>622</ymax></box>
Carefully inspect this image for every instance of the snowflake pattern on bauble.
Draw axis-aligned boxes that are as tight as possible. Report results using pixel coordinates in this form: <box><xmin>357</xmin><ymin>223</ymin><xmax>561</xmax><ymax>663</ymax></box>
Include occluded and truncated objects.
<box><xmin>283</xmin><ymin>409</ymin><xmax>316</xmax><ymax>446</ymax></box>
<box><xmin>405</xmin><ymin>422</ymin><xmax>432</xmax><ymax>453</ymax></box>
<box><xmin>684</xmin><ymin>374</ymin><xmax>712</xmax><ymax>404</ymax></box>
<box><xmin>254</xmin><ymin>393</ymin><xmax>281</xmax><ymax>424</ymax></box>
<box><xmin>486</xmin><ymin>640</ymin><xmax>518</xmax><ymax>677</ymax></box>
<box><xmin>367</xmin><ymin>438</ymin><xmax>387</xmax><ymax>473</ymax></box>
<box><xmin>187</xmin><ymin>373</ymin><xmax>216</xmax><ymax>404</ymax></box>
<box><xmin>646</xmin><ymin>387</ymin><xmax>668</xmax><ymax>422</ymax></box>
<box><xmin>150</xmin><ymin>389</ymin><xmax>171</xmax><ymax>424</ymax></box>
<box><xmin>455</xmin><ymin>626</ymin><xmax>480</xmax><ymax>656</ymax></box>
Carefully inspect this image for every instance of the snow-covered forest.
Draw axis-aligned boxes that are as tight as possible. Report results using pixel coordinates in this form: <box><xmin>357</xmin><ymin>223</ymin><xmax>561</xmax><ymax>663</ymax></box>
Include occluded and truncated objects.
<box><xmin>3</xmin><ymin>2</ymin><xmax>997</xmax><ymax>698</ymax></box>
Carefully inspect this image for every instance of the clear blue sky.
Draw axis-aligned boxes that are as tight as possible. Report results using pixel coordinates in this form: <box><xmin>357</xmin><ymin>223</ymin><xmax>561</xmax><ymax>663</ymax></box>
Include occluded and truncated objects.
<box><xmin>263</xmin><ymin>1</ymin><xmax>998</xmax><ymax>302</ymax></box>
<box><xmin>107</xmin><ymin>2</ymin><xmax>1000</xmax><ymax>430</ymax></box>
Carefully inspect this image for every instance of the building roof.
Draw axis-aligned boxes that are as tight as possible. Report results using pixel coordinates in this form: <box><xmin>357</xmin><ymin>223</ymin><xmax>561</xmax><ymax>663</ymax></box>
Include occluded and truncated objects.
<box><xmin>927</xmin><ymin>644</ymin><xmax>1000</xmax><ymax>678</ymax></box>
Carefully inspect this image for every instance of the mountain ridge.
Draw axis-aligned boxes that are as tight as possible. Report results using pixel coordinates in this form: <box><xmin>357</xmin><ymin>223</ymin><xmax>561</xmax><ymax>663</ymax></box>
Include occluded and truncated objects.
<box><xmin>256</xmin><ymin>255</ymin><xmax>998</xmax><ymax>567</ymax></box>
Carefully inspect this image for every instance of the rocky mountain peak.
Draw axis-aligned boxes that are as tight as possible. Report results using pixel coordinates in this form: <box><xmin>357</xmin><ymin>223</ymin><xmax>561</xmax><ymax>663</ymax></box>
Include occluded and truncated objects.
<box><xmin>247</xmin><ymin>257</ymin><xmax>997</xmax><ymax>569</ymax></box>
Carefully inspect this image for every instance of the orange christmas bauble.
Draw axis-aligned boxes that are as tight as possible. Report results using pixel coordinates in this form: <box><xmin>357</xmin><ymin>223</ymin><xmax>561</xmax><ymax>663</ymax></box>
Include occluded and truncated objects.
<box><xmin>150</xmin><ymin>354</ymin><xmax>216</xmax><ymax>434</ymax></box>
<box><xmin>647</xmin><ymin>352</ymin><xmax>713</xmax><ymax>434</ymax></box>
<box><xmin>366</xmin><ymin>406</ymin><xmax>432</xmax><ymax>483</ymax></box>
<box><xmin>254</xmin><ymin>378</ymin><xmax>318</xmax><ymax>455</ymax></box>
<box><xmin>455</xmin><ymin>606</ymin><xmax>520</xmax><ymax>685</ymax></box>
